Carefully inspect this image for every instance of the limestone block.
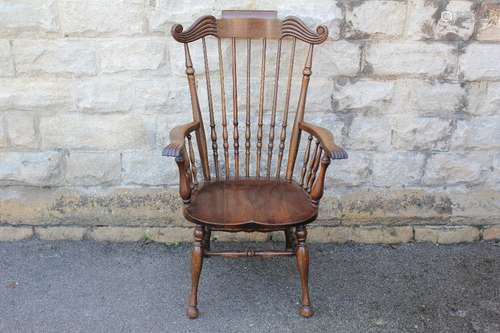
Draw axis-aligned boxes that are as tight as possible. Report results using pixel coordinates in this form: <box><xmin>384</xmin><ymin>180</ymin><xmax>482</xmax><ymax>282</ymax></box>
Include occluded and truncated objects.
<box><xmin>5</xmin><ymin>112</ymin><xmax>37</xmax><ymax>148</ymax></box>
<box><xmin>459</xmin><ymin>44</ymin><xmax>500</xmax><ymax>81</ymax></box>
<box><xmin>351</xmin><ymin>226</ymin><xmax>413</xmax><ymax>244</ymax></box>
<box><xmin>313</xmin><ymin>40</ymin><xmax>361</xmax><ymax>77</ymax></box>
<box><xmin>391</xmin><ymin>116</ymin><xmax>452</xmax><ymax>151</ymax></box>
<box><xmin>423</xmin><ymin>153</ymin><xmax>485</xmax><ymax>186</ymax></box>
<box><xmin>0</xmin><ymin>0</ymin><xmax>58</xmax><ymax>36</ymax></box>
<box><xmin>98</xmin><ymin>38</ymin><xmax>167</xmax><ymax>73</ymax></box>
<box><xmin>415</xmin><ymin>226</ymin><xmax>480</xmax><ymax>244</ymax></box>
<box><xmin>399</xmin><ymin>79</ymin><xmax>465</xmax><ymax>116</ymax></box>
<box><xmin>333</xmin><ymin>79</ymin><xmax>395</xmax><ymax>113</ymax></box>
<box><xmin>347</xmin><ymin>116</ymin><xmax>391</xmax><ymax>151</ymax></box>
<box><xmin>0</xmin><ymin>226</ymin><xmax>33</xmax><ymax>241</ymax></box>
<box><xmin>122</xmin><ymin>150</ymin><xmax>178</xmax><ymax>186</ymax></box>
<box><xmin>345</xmin><ymin>1</ymin><xmax>406</xmax><ymax>39</ymax></box>
<box><xmin>35</xmin><ymin>226</ymin><xmax>86</xmax><ymax>241</ymax></box>
<box><xmin>327</xmin><ymin>153</ymin><xmax>371</xmax><ymax>187</ymax></box>
<box><xmin>65</xmin><ymin>151</ymin><xmax>121</xmax><ymax>186</ymax></box>
<box><xmin>451</xmin><ymin>117</ymin><xmax>500</xmax><ymax>150</ymax></box>
<box><xmin>0</xmin><ymin>40</ymin><xmax>14</xmax><ymax>76</ymax></box>
<box><xmin>372</xmin><ymin>152</ymin><xmax>425</xmax><ymax>187</ymax></box>
<box><xmin>0</xmin><ymin>151</ymin><xmax>63</xmax><ymax>186</ymax></box>
<box><xmin>483</xmin><ymin>225</ymin><xmax>500</xmax><ymax>240</ymax></box>
<box><xmin>365</xmin><ymin>42</ymin><xmax>456</xmax><ymax>77</ymax></box>
<box><xmin>467</xmin><ymin>82</ymin><xmax>500</xmax><ymax>116</ymax></box>
<box><xmin>40</xmin><ymin>113</ymin><xmax>151</xmax><ymax>150</ymax></box>
<box><xmin>0</xmin><ymin>78</ymin><xmax>74</xmax><ymax>112</ymax></box>
<box><xmin>13</xmin><ymin>39</ymin><xmax>97</xmax><ymax>76</ymax></box>
<box><xmin>59</xmin><ymin>0</ymin><xmax>145</xmax><ymax>36</ymax></box>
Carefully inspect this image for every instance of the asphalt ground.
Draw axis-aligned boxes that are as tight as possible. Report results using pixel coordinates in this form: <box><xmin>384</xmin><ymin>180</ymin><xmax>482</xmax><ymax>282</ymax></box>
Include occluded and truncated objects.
<box><xmin>1</xmin><ymin>240</ymin><xmax>499</xmax><ymax>333</ymax></box>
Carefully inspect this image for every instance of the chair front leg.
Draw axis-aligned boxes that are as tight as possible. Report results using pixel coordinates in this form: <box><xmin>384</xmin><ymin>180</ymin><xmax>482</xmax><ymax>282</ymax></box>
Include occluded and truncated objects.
<box><xmin>187</xmin><ymin>225</ymin><xmax>204</xmax><ymax>319</ymax></box>
<box><xmin>295</xmin><ymin>225</ymin><xmax>313</xmax><ymax>318</ymax></box>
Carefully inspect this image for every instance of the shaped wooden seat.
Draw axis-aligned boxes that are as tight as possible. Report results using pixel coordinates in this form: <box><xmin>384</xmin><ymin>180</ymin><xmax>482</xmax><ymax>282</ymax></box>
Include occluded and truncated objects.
<box><xmin>184</xmin><ymin>179</ymin><xmax>317</xmax><ymax>228</ymax></box>
<box><xmin>162</xmin><ymin>10</ymin><xmax>347</xmax><ymax>319</ymax></box>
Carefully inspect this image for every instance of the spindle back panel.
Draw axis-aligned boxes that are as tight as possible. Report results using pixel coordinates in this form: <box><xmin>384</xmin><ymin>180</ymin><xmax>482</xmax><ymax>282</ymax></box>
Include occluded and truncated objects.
<box><xmin>171</xmin><ymin>10</ymin><xmax>328</xmax><ymax>185</ymax></box>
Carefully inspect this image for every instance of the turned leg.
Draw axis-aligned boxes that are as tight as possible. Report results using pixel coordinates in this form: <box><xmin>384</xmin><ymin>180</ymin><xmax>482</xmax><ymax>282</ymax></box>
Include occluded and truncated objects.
<box><xmin>203</xmin><ymin>226</ymin><xmax>211</xmax><ymax>253</ymax></box>
<box><xmin>295</xmin><ymin>225</ymin><xmax>313</xmax><ymax>318</ymax></box>
<box><xmin>187</xmin><ymin>225</ymin><xmax>204</xmax><ymax>319</ymax></box>
<box><xmin>285</xmin><ymin>228</ymin><xmax>295</xmax><ymax>251</ymax></box>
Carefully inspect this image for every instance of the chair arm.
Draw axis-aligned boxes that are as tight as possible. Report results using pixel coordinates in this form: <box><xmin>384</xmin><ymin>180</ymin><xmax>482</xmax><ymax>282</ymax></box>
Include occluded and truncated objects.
<box><xmin>299</xmin><ymin>121</ymin><xmax>348</xmax><ymax>160</ymax></box>
<box><xmin>298</xmin><ymin>121</ymin><xmax>347</xmax><ymax>206</ymax></box>
<box><xmin>161</xmin><ymin>121</ymin><xmax>200</xmax><ymax>204</ymax></box>
<box><xmin>162</xmin><ymin>121</ymin><xmax>200</xmax><ymax>158</ymax></box>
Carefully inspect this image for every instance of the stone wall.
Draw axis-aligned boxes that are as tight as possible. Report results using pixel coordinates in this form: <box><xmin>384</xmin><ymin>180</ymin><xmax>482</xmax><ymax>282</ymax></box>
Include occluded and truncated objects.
<box><xmin>0</xmin><ymin>0</ymin><xmax>499</xmax><ymax>244</ymax></box>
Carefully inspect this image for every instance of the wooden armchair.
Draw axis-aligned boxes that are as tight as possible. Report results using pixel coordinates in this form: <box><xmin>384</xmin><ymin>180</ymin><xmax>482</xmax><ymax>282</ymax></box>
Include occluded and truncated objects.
<box><xmin>163</xmin><ymin>10</ymin><xmax>347</xmax><ymax>319</ymax></box>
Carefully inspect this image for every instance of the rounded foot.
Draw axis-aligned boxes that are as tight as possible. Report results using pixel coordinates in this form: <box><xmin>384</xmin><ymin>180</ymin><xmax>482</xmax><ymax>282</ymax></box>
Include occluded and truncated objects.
<box><xmin>187</xmin><ymin>305</ymin><xmax>199</xmax><ymax>319</ymax></box>
<box><xmin>299</xmin><ymin>305</ymin><xmax>314</xmax><ymax>318</ymax></box>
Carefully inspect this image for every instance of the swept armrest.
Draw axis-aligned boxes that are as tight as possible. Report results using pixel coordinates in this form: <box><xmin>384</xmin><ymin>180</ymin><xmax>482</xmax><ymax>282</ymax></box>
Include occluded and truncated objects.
<box><xmin>162</xmin><ymin>121</ymin><xmax>200</xmax><ymax>158</ymax></box>
<box><xmin>162</xmin><ymin>121</ymin><xmax>200</xmax><ymax>204</ymax></box>
<box><xmin>299</xmin><ymin>121</ymin><xmax>348</xmax><ymax>160</ymax></box>
<box><xmin>298</xmin><ymin>121</ymin><xmax>347</xmax><ymax>206</ymax></box>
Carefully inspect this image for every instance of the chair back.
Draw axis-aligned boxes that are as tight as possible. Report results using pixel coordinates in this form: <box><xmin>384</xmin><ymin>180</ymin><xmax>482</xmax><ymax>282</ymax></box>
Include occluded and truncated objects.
<box><xmin>171</xmin><ymin>10</ymin><xmax>329</xmax><ymax>185</ymax></box>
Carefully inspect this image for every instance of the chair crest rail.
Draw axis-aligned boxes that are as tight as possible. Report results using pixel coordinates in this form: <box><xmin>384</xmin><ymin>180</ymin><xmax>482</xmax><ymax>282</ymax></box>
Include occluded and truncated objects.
<box><xmin>171</xmin><ymin>12</ymin><xmax>328</xmax><ymax>43</ymax></box>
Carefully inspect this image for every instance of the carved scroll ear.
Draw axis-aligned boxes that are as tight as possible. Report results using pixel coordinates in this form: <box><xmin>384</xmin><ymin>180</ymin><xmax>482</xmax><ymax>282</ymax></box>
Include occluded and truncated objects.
<box><xmin>171</xmin><ymin>15</ymin><xmax>218</xmax><ymax>43</ymax></box>
<box><xmin>281</xmin><ymin>16</ymin><xmax>329</xmax><ymax>44</ymax></box>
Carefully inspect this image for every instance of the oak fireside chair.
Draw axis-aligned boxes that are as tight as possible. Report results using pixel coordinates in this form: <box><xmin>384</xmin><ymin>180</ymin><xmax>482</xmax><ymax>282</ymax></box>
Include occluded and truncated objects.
<box><xmin>163</xmin><ymin>10</ymin><xmax>347</xmax><ymax>319</ymax></box>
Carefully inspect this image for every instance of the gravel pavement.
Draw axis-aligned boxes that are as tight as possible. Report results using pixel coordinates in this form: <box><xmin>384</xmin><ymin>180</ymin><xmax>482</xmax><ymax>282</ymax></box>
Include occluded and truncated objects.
<box><xmin>1</xmin><ymin>240</ymin><xmax>499</xmax><ymax>333</ymax></box>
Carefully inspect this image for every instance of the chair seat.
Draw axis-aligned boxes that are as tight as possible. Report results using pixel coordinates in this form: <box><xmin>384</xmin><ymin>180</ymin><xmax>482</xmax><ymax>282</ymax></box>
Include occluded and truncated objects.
<box><xmin>183</xmin><ymin>178</ymin><xmax>317</xmax><ymax>228</ymax></box>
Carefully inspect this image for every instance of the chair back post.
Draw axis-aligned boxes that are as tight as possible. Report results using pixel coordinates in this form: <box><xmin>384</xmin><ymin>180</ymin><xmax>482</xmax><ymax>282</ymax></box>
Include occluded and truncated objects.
<box><xmin>285</xmin><ymin>44</ymin><xmax>314</xmax><ymax>181</ymax></box>
<box><xmin>201</xmin><ymin>37</ymin><xmax>221</xmax><ymax>180</ymax></box>
<box><xmin>183</xmin><ymin>42</ymin><xmax>211</xmax><ymax>180</ymax></box>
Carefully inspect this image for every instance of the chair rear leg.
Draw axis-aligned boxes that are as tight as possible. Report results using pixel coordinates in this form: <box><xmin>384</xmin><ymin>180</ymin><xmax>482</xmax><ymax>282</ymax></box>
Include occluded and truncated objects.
<box><xmin>295</xmin><ymin>225</ymin><xmax>313</xmax><ymax>318</ymax></box>
<box><xmin>285</xmin><ymin>228</ymin><xmax>295</xmax><ymax>251</ymax></box>
<box><xmin>187</xmin><ymin>225</ymin><xmax>204</xmax><ymax>319</ymax></box>
<box><xmin>203</xmin><ymin>226</ymin><xmax>211</xmax><ymax>253</ymax></box>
